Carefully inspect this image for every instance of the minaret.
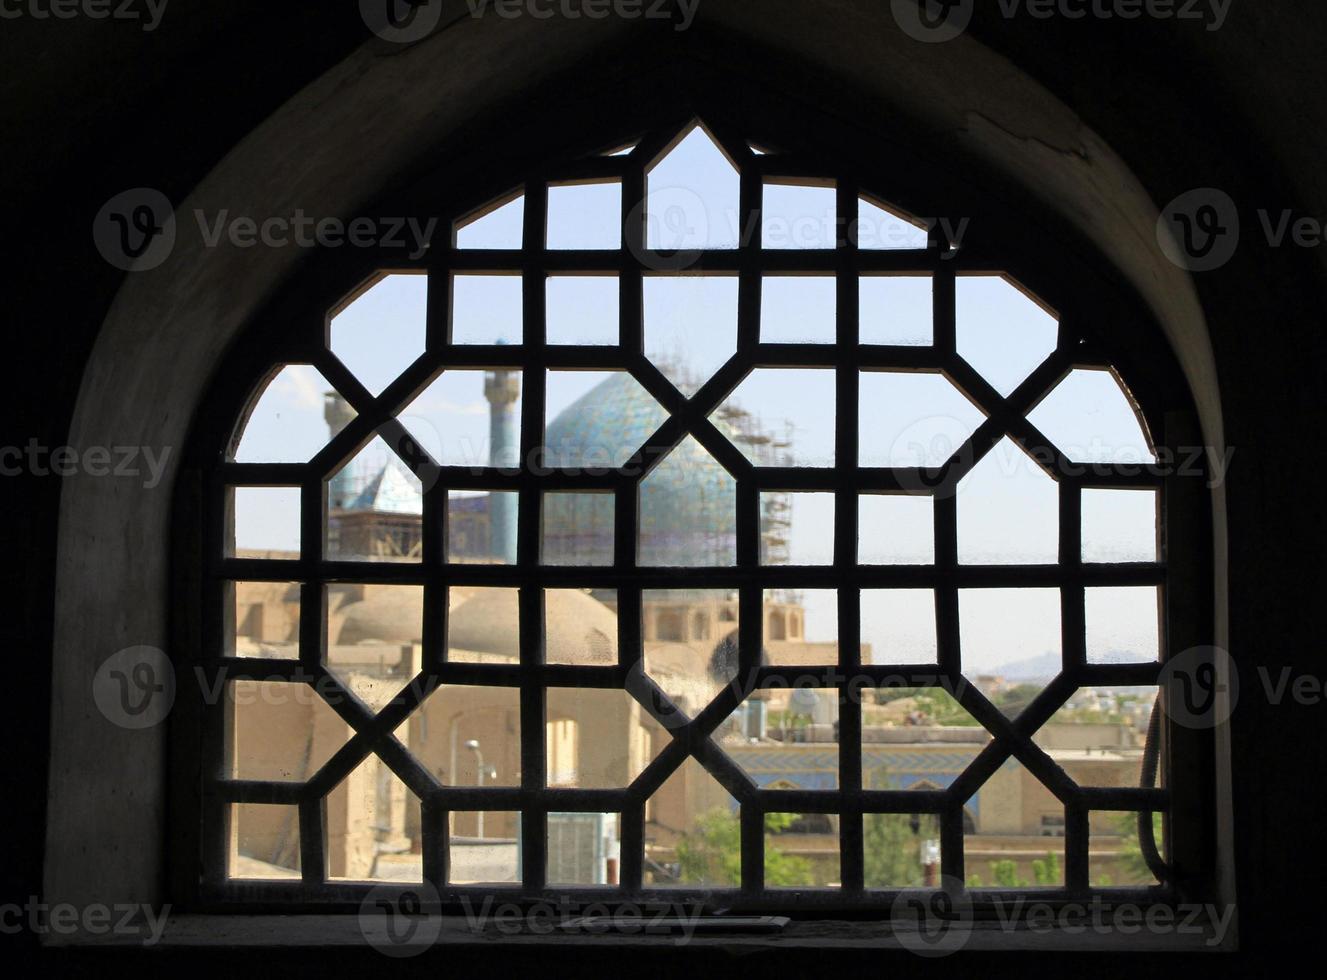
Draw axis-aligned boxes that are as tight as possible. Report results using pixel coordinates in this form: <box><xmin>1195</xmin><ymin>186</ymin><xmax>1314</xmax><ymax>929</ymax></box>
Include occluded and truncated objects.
<box><xmin>484</xmin><ymin>368</ymin><xmax>520</xmax><ymax>564</ymax></box>
<box><xmin>324</xmin><ymin>391</ymin><xmax>358</xmax><ymax>509</ymax></box>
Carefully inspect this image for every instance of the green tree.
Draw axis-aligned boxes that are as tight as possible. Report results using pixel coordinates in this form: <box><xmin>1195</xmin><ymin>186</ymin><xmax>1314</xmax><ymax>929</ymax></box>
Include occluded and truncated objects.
<box><xmin>989</xmin><ymin>859</ymin><xmax>1028</xmax><ymax>887</ymax></box>
<box><xmin>1031</xmin><ymin>850</ymin><xmax>1061</xmax><ymax>886</ymax></box>
<box><xmin>863</xmin><ymin>811</ymin><xmax>927</xmax><ymax>887</ymax></box>
<box><xmin>676</xmin><ymin>808</ymin><xmax>741</xmax><ymax>886</ymax></box>
<box><xmin>674</xmin><ymin>809</ymin><xmax>814</xmax><ymax>888</ymax></box>
<box><xmin>762</xmin><ymin>813</ymin><xmax>817</xmax><ymax>886</ymax></box>
<box><xmin>908</xmin><ymin>688</ymin><xmax>980</xmax><ymax>726</ymax></box>
<box><xmin>1114</xmin><ymin>811</ymin><xmax>1164</xmax><ymax>885</ymax></box>
<box><xmin>861</xmin><ymin>768</ymin><xmax>934</xmax><ymax>887</ymax></box>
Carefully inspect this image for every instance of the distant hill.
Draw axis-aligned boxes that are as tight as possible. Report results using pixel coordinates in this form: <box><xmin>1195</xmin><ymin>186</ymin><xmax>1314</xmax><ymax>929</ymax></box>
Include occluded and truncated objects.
<box><xmin>983</xmin><ymin>649</ymin><xmax>1147</xmax><ymax>681</ymax></box>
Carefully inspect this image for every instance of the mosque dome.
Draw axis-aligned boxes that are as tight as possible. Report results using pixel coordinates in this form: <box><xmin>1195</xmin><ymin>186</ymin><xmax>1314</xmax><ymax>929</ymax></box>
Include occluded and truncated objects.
<box><xmin>335</xmin><ymin>586</ymin><xmax>425</xmax><ymax>645</ymax></box>
<box><xmin>543</xmin><ymin>372</ymin><xmax>738</xmax><ymax>567</ymax></box>
<box><xmin>448</xmin><ymin>586</ymin><xmax>618</xmax><ymax>663</ymax></box>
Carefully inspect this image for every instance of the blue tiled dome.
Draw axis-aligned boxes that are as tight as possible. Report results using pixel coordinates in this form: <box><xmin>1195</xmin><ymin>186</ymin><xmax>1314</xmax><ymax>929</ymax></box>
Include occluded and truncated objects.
<box><xmin>543</xmin><ymin>372</ymin><xmax>738</xmax><ymax>567</ymax></box>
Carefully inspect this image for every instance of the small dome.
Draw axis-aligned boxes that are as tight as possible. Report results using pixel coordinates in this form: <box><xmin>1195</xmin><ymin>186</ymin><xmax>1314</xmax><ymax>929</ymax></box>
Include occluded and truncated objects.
<box><xmin>448</xmin><ymin>588</ymin><xmax>618</xmax><ymax>662</ymax></box>
<box><xmin>335</xmin><ymin>587</ymin><xmax>424</xmax><ymax>645</ymax></box>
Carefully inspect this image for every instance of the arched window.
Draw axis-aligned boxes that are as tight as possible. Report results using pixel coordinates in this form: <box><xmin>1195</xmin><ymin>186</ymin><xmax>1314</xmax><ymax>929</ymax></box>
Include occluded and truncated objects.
<box><xmin>185</xmin><ymin>111</ymin><xmax>1209</xmax><ymax>914</ymax></box>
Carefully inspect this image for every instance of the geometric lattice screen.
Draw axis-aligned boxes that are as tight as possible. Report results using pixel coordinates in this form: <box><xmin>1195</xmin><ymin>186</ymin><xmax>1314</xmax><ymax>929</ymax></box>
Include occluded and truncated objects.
<box><xmin>207</xmin><ymin>118</ymin><xmax>1170</xmax><ymax>907</ymax></box>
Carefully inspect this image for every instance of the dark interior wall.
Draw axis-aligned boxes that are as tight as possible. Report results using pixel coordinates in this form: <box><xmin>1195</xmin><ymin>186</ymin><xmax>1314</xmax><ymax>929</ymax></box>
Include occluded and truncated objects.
<box><xmin>4</xmin><ymin>1</ymin><xmax>1325</xmax><ymax>974</ymax></box>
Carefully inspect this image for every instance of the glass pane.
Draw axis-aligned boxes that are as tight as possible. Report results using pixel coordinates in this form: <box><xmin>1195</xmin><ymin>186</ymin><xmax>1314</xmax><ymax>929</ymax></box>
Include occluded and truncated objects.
<box><xmin>326</xmin><ymin>584</ymin><xmax>422</xmax><ymax>712</ymax></box>
<box><xmin>860</xmin><ymin>275</ymin><xmax>932</xmax><ymax>346</ymax></box>
<box><xmin>400</xmin><ymin>369</ymin><xmax>522</xmax><ymax>469</ymax></box>
<box><xmin>959</xmin><ymin>589</ymin><xmax>1061</xmax><ymax>716</ymax></box>
<box><xmin>228</xmin><ymin>580</ymin><xmax>300</xmax><ymax>659</ymax></box>
<box><xmin>860</xmin><ymin>590</ymin><xmax>938</xmax><ymax>666</ymax></box>
<box><xmin>644</xmin><ymin>275</ymin><xmax>738</xmax><ymax>396</ymax></box>
<box><xmin>449</xmin><ymin>811</ymin><xmax>520</xmax><ymax>884</ymax></box>
<box><xmin>226</xmin><ymin>680</ymin><xmax>346</xmax><ymax>781</ymax></box>
<box><xmin>327</xmin><ymin>437</ymin><xmax>422</xmax><ymax>562</ymax></box>
<box><xmin>547</xmin><ymin>275</ymin><xmax>619</xmax><ymax>345</ymax></box>
<box><xmin>546</xmin><ymin>690</ymin><xmax>660</xmax><ymax>788</ymax></box>
<box><xmin>761</xmin><ymin>275</ymin><xmax>836</xmax><ymax>344</ymax></box>
<box><xmin>233</xmin><ymin>365</ymin><xmax>342</xmax><ymax>463</ymax></box>
<box><xmin>326</xmin><ymin>757</ymin><xmax>421</xmax><ymax>882</ymax></box>
<box><xmin>716</xmin><ymin>369</ymin><xmax>835</xmax><ymax>467</ymax></box>
<box><xmin>230</xmin><ymin>485</ymin><xmax>300</xmax><ymax>557</ymax></box>
<box><xmin>863</xmin><ymin>807</ymin><xmax>942</xmax><ymax>889</ymax></box>
<box><xmin>547</xmin><ymin>182</ymin><xmax>621</xmax><ymax>250</ymax></box>
<box><xmin>547</xmin><ymin>812</ymin><xmax>620</xmax><ymax>886</ymax></box>
<box><xmin>545</xmin><ymin>369</ymin><xmax>668</xmax><ymax>469</ymax></box>
<box><xmin>329</xmin><ymin>274</ymin><xmax>427</xmax><ymax>396</ymax></box>
<box><xmin>765</xmin><ymin>813</ymin><xmax>836</xmax><ymax>888</ymax></box>
<box><xmin>762</xmin><ymin>181</ymin><xmax>836</xmax><ymax>250</ymax></box>
<box><xmin>543</xmin><ymin>492</ymin><xmax>614</xmax><ymax>566</ymax></box>
<box><xmin>1089</xmin><ymin>811</ymin><xmax>1163</xmax><ymax>887</ymax></box>
<box><xmin>397</xmin><ymin>684</ymin><xmax>521</xmax><ymax>787</ymax></box>
<box><xmin>1086</xmin><ymin>587</ymin><xmax>1160</xmax><ymax>664</ymax></box>
<box><xmin>452</xmin><ymin>275</ymin><xmax>522</xmax><ymax>345</ymax></box>
<box><xmin>964</xmin><ymin>761</ymin><xmax>1065</xmax><ymax>889</ymax></box>
<box><xmin>230</xmin><ymin>803</ymin><xmax>300</xmax><ymax>880</ymax></box>
<box><xmin>858</xmin><ymin>372</ymin><xmax>985</xmax><ymax>468</ymax></box>
<box><xmin>862</xmin><ymin>683</ymin><xmax>983</xmax><ymax>746</ymax></box>
<box><xmin>448</xmin><ymin>490</ymin><xmax>518</xmax><ymax>565</ymax></box>
<box><xmin>858</xmin><ymin>494</ymin><xmax>934</xmax><ymax>565</ymax></box>
<box><xmin>857</xmin><ymin>196</ymin><xmax>928</xmax><ymax>250</ymax></box>
<box><xmin>763</xmin><ymin>588</ymin><xmax>837</xmax><ymax>664</ymax></box>
<box><xmin>1039</xmin><ymin>686</ymin><xmax>1158</xmax><ymax>789</ymax></box>
<box><xmin>640</xmin><ymin>436</ymin><xmax>736</xmax><ymax>567</ymax></box>
<box><xmin>644</xmin><ymin>588</ymin><xmax>739</xmax><ymax>719</ymax></box>
<box><xmin>447</xmin><ymin>587</ymin><xmax>519</xmax><ymax>664</ymax></box>
<box><xmin>645</xmin><ymin>758</ymin><xmax>738</xmax><ymax>888</ymax></box>
<box><xmin>546</xmin><ymin>589</ymin><xmax>618</xmax><ymax>665</ymax></box>
<box><xmin>761</xmin><ymin>492</ymin><xmax>833</xmax><ymax>565</ymax></box>
<box><xmin>1082</xmin><ymin>489</ymin><xmax>1158</xmax><ymax>563</ymax></box>
<box><xmin>731</xmin><ymin>688</ymin><xmax>839</xmax><ymax>792</ymax></box>
<box><xmin>957</xmin><ymin>438</ymin><xmax>1058</xmax><ymax>565</ymax></box>
<box><xmin>456</xmin><ymin>194</ymin><xmax>524</xmax><ymax>249</ymax></box>
<box><xmin>956</xmin><ymin>276</ymin><xmax>1058</xmax><ymax>397</ymax></box>
<box><xmin>646</xmin><ymin>126</ymin><xmax>740</xmax><ymax>251</ymax></box>
<box><xmin>1026</xmin><ymin>369</ymin><xmax>1155</xmax><ymax>465</ymax></box>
